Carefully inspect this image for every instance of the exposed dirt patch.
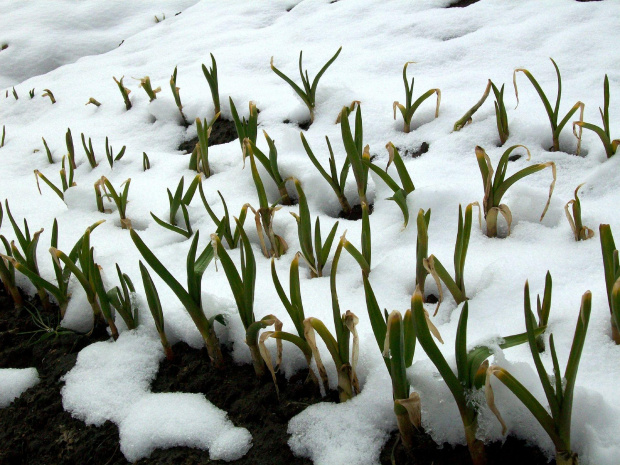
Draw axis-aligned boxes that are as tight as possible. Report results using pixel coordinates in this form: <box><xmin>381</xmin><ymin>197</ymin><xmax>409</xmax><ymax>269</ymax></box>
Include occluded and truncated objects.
<box><xmin>381</xmin><ymin>430</ymin><xmax>553</xmax><ymax>465</ymax></box>
<box><xmin>447</xmin><ymin>0</ymin><xmax>480</xmax><ymax>7</ymax></box>
<box><xmin>399</xmin><ymin>142</ymin><xmax>429</xmax><ymax>159</ymax></box>
<box><xmin>0</xmin><ymin>290</ymin><xmax>125</xmax><ymax>465</ymax></box>
<box><xmin>178</xmin><ymin>118</ymin><xmax>238</xmax><ymax>154</ymax></box>
<box><xmin>338</xmin><ymin>202</ymin><xmax>374</xmax><ymax>221</ymax></box>
<box><xmin>284</xmin><ymin>119</ymin><xmax>311</xmax><ymax>131</ymax></box>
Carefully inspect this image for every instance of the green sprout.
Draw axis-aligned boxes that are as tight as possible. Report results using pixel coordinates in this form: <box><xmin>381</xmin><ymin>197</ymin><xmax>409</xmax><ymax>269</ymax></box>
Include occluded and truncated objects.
<box><xmin>393</xmin><ymin>62</ymin><xmax>441</xmax><ymax>134</ymax></box>
<box><xmin>66</xmin><ymin>128</ymin><xmax>76</xmax><ymax>170</ymax></box>
<box><xmin>1</xmin><ymin>125</ymin><xmax>5</xmax><ymax>148</ymax></box>
<box><xmin>98</xmin><ymin>176</ymin><xmax>132</xmax><ymax>229</ymax></box>
<box><xmin>414</xmin><ymin>289</ymin><xmax>541</xmax><ymax>465</ymax></box>
<box><xmin>5</xmin><ymin>220</ymin><xmax>103</xmax><ymax>318</ymax></box>
<box><xmin>151</xmin><ymin>175</ymin><xmax>201</xmax><ymax>238</ymax></box>
<box><xmin>265</xmin><ymin>253</ymin><xmax>322</xmax><ymax>395</ymax></box>
<box><xmin>81</xmin><ymin>133</ymin><xmax>98</xmax><ymax>168</ymax></box>
<box><xmin>12</xmin><ymin>87</ymin><xmax>18</xmax><ymax>100</ymax></box>
<box><xmin>476</xmin><ymin>145</ymin><xmax>556</xmax><ymax>238</ymax></box>
<box><xmin>136</xmin><ymin>76</ymin><xmax>160</xmax><ymax>101</ymax></box>
<box><xmin>230</xmin><ymin>98</ymin><xmax>258</xmax><ymax>151</ymax></box>
<box><xmin>170</xmin><ymin>66</ymin><xmax>189</xmax><ymax>126</ymax></box>
<box><xmin>247</xmin><ymin>131</ymin><xmax>293</xmax><ymax>206</ymax></box>
<box><xmin>514</xmin><ymin>58</ymin><xmax>584</xmax><ymax>153</ymax></box>
<box><xmin>339</xmin><ymin>104</ymin><xmax>369</xmax><ymax>207</ymax></box>
<box><xmin>304</xmin><ymin>238</ymin><xmax>360</xmax><ymax>402</ymax></box>
<box><xmin>139</xmin><ymin>261</ymin><xmax>173</xmax><ymax>360</ymax></box>
<box><xmin>573</xmin><ymin>75</ymin><xmax>619</xmax><ymax>158</ymax></box>
<box><xmin>362</xmin><ymin>277</ymin><xmax>439</xmax><ymax>448</ymax></box>
<box><xmin>29</xmin><ymin>89</ymin><xmax>35</xmax><ymax>99</ymax></box>
<box><xmin>270</xmin><ymin>47</ymin><xmax>342</xmax><ymax>125</ymax></box>
<box><xmin>131</xmin><ymin>229</ymin><xmax>224</xmax><ymax>367</ymax></box>
<box><xmin>340</xmin><ymin>203</ymin><xmax>372</xmax><ymax>277</ymax></box>
<box><xmin>189</xmin><ymin>113</ymin><xmax>220</xmax><ymax>177</ymax></box>
<box><xmin>2</xmin><ymin>201</ymin><xmax>51</xmax><ymax>311</ymax></box>
<box><xmin>600</xmin><ymin>224</ymin><xmax>620</xmax><ymax>344</ymax></box>
<box><xmin>42</xmin><ymin>89</ymin><xmax>56</xmax><ymax>104</ymax></box>
<box><xmin>143</xmin><ymin>152</ymin><xmax>150</xmax><ymax>171</ymax></box>
<box><xmin>42</xmin><ymin>137</ymin><xmax>53</xmax><ymax>163</ymax></box>
<box><xmin>50</xmin><ymin>226</ymin><xmax>118</xmax><ymax>338</ymax></box>
<box><xmin>300</xmin><ymin>133</ymin><xmax>352</xmax><ymax>217</ymax></box>
<box><xmin>113</xmin><ymin>76</ymin><xmax>132</xmax><ymax>111</ymax></box>
<box><xmin>86</xmin><ymin>97</ymin><xmax>102</xmax><ymax>107</ymax></box>
<box><xmin>212</xmin><ymin>222</ymin><xmax>279</xmax><ymax>378</ymax></box>
<box><xmin>487</xmin><ymin>283</ymin><xmax>591</xmax><ymax>465</ymax></box>
<box><xmin>0</xmin><ymin>203</ymin><xmax>22</xmax><ymax>307</ymax></box>
<box><xmin>34</xmin><ymin>155</ymin><xmax>76</xmax><ymax>202</ymax></box>
<box><xmin>199</xmin><ymin>185</ymin><xmax>249</xmax><ymax>249</ymax></box>
<box><xmin>423</xmin><ymin>204</ymin><xmax>472</xmax><ymax>313</ymax></box>
<box><xmin>243</xmin><ymin>139</ymin><xmax>288</xmax><ymax>258</ymax></box>
<box><xmin>564</xmin><ymin>184</ymin><xmax>594</xmax><ymax>241</ymax></box>
<box><xmin>105</xmin><ymin>137</ymin><xmax>126</xmax><ymax>169</ymax></box>
<box><xmin>202</xmin><ymin>53</ymin><xmax>220</xmax><ymax>115</ymax></box>
<box><xmin>384</xmin><ymin>310</ymin><xmax>420</xmax><ymax>450</ymax></box>
<box><xmin>534</xmin><ymin>271</ymin><xmax>552</xmax><ymax>353</ymax></box>
<box><xmin>290</xmin><ymin>179</ymin><xmax>339</xmax><ymax>278</ymax></box>
<box><xmin>107</xmin><ymin>264</ymin><xmax>138</xmax><ymax>332</ymax></box>
<box><xmin>416</xmin><ymin>208</ymin><xmax>431</xmax><ymax>298</ymax></box>
<box><xmin>454</xmin><ymin>79</ymin><xmax>510</xmax><ymax>145</ymax></box>
<box><xmin>364</xmin><ymin>142</ymin><xmax>415</xmax><ymax>227</ymax></box>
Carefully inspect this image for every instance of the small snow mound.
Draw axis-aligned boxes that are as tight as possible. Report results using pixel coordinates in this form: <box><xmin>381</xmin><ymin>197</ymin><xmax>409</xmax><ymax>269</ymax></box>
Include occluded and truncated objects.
<box><xmin>287</xmin><ymin>363</ymin><xmax>394</xmax><ymax>465</ymax></box>
<box><xmin>119</xmin><ymin>392</ymin><xmax>252</xmax><ymax>462</ymax></box>
<box><xmin>0</xmin><ymin>368</ymin><xmax>39</xmax><ymax>408</ymax></box>
<box><xmin>61</xmin><ymin>330</ymin><xmax>162</xmax><ymax>425</ymax></box>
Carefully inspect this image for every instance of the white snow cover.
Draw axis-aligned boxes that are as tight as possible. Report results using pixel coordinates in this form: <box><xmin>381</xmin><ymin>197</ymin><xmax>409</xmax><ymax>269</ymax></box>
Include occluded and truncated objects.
<box><xmin>0</xmin><ymin>368</ymin><xmax>39</xmax><ymax>408</ymax></box>
<box><xmin>119</xmin><ymin>393</ymin><xmax>252</xmax><ymax>462</ymax></box>
<box><xmin>1</xmin><ymin>0</ymin><xmax>620</xmax><ymax>463</ymax></box>
<box><xmin>61</xmin><ymin>329</ymin><xmax>252</xmax><ymax>461</ymax></box>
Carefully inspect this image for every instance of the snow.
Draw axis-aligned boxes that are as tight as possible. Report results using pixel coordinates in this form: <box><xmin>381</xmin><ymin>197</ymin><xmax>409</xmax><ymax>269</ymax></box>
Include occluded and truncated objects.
<box><xmin>1</xmin><ymin>0</ymin><xmax>620</xmax><ymax>463</ymax></box>
<box><xmin>119</xmin><ymin>393</ymin><xmax>252</xmax><ymax>462</ymax></box>
<box><xmin>0</xmin><ymin>368</ymin><xmax>39</xmax><ymax>408</ymax></box>
<box><xmin>61</xmin><ymin>329</ymin><xmax>252</xmax><ymax>460</ymax></box>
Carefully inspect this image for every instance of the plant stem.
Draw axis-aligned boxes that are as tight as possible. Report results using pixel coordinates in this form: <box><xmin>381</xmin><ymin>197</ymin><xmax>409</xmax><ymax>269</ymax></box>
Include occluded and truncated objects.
<box><xmin>249</xmin><ymin>343</ymin><xmax>266</xmax><ymax>378</ymax></box>
<box><xmin>202</xmin><ymin>325</ymin><xmax>224</xmax><ymax>368</ymax></box>
<box><xmin>611</xmin><ymin>316</ymin><xmax>620</xmax><ymax>344</ymax></box>
<box><xmin>463</xmin><ymin>414</ymin><xmax>487</xmax><ymax>465</ymax></box>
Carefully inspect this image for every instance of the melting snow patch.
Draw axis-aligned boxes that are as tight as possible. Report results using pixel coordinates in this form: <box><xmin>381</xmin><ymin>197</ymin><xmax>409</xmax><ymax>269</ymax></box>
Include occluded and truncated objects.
<box><xmin>288</xmin><ymin>363</ymin><xmax>394</xmax><ymax>465</ymax></box>
<box><xmin>0</xmin><ymin>368</ymin><xmax>39</xmax><ymax>408</ymax></box>
<box><xmin>119</xmin><ymin>392</ymin><xmax>252</xmax><ymax>462</ymax></box>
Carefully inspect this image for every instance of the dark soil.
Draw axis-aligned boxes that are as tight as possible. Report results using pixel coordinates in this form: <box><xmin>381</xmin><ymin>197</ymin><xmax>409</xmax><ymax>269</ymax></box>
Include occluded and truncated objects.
<box><xmin>381</xmin><ymin>430</ymin><xmax>553</xmax><ymax>465</ymax></box>
<box><xmin>447</xmin><ymin>0</ymin><xmax>480</xmax><ymax>8</ymax></box>
<box><xmin>0</xmin><ymin>289</ymin><xmax>126</xmax><ymax>465</ymax></box>
<box><xmin>178</xmin><ymin>118</ymin><xmax>238</xmax><ymax>154</ymax></box>
<box><xmin>338</xmin><ymin>202</ymin><xmax>374</xmax><ymax>221</ymax></box>
<box><xmin>398</xmin><ymin>142</ymin><xmax>429</xmax><ymax>159</ymax></box>
<box><xmin>0</xmin><ymin>284</ymin><xmax>552</xmax><ymax>464</ymax></box>
<box><xmin>284</xmin><ymin>119</ymin><xmax>311</xmax><ymax>131</ymax></box>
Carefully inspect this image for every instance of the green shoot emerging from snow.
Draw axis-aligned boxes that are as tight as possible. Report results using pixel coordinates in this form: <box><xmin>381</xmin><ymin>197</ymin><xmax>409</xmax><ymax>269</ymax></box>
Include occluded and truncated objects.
<box><xmin>514</xmin><ymin>58</ymin><xmax>584</xmax><ymax>154</ymax></box>
<box><xmin>600</xmin><ymin>224</ymin><xmax>620</xmax><ymax>344</ymax></box>
<box><xmin>565</xmin><ymin>184</ymin><xmax>594</xmax><ymax>241</ymax></box>
<box><xmin>113</xmin><ymin>76</ymin><xmax>132</xmax><ymax>111</ymax></box>
<box><xmin>573</xmin><ymin>74</ymin><xmax>619</xmax><ymax>158</ymax></box>
<box><xmin>476</xmin><ymin>145</ymin><xmax>556</xmax><ymax>238</ymax></box>
<box><xmin>271</xmin><ymin>47</ymin><xmax>342</xmax><ymax>125</ymax></box>
<box><xmin>393</xmin><ymin>62</ymin><xmax>440</xmax><ymax>133</ymax></box>
<box><xmin>487</xmin><ymin>283</ymin><xmax>591</xmax><ymax>465</ymax></box>
<box><xmin>202</xmin><ymin>53</ymin><xmax>220</xmax><ymax>115</ymax></box>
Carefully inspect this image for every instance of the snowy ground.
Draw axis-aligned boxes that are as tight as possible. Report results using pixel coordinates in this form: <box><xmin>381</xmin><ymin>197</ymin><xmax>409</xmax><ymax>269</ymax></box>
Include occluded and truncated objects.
<box><xmin>1</xmin><ymin>0</ymin><xmax>619</xmax><ymax>463</ymax></box>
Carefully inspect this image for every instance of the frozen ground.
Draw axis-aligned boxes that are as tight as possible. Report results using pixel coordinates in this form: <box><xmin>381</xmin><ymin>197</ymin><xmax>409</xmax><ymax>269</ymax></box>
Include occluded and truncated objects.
<box><xmin>1</xmin><ymin>0</ymin><xmax>619</xmax><ymax>463</ymax></box>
